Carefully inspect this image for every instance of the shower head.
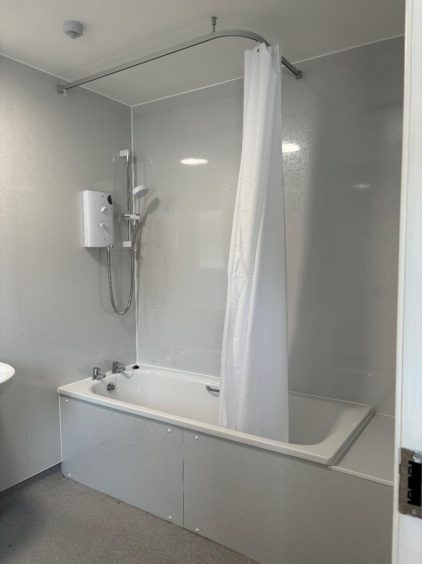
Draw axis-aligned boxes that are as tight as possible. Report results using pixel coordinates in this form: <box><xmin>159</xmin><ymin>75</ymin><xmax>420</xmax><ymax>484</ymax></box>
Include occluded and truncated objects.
<box><xmin>133</xmin><ymin>185</ymin><xmax>149</xmax><ymax>198</ymax></box>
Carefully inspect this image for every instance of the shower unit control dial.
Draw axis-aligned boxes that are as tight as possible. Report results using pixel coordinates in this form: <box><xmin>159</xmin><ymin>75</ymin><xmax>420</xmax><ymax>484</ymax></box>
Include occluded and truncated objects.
<box><xmin>82</xmin><ymin>190</ymin><xmax>114</xmax><ymax>247</ymax></box>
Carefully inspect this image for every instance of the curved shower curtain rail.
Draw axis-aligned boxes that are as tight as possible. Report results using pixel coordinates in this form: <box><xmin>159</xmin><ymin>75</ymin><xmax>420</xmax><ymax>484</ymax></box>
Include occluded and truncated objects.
<box><xmin>57</xmin><ymin>24</ymin><xmax>302</xmax><ymax>94</ymax></box>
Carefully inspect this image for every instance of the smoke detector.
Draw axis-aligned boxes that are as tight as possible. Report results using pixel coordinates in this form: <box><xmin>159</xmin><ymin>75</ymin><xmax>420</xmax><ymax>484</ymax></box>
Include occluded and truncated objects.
<box><xmin>63</xmin><ymin>20</ymin><xmax>84</xmax><ymax>39</ymax></box>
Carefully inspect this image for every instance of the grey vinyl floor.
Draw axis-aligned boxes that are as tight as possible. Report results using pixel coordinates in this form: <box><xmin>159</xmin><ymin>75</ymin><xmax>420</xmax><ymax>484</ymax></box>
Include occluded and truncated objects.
<box><xmin>0</xmin><ymin>467</ymin><xmax>255</xmax><ymax>564</ymax></box>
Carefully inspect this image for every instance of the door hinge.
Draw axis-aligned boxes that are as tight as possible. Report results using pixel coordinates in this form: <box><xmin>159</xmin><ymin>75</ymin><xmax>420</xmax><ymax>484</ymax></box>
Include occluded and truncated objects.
<box><xmin>399</xmin><ymin>447</ymin><xmax>422</xmax><ymax>518</ymax></box>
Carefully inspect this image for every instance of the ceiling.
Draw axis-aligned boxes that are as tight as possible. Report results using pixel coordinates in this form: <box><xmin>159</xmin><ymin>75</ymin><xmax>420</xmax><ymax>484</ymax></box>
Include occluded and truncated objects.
<box><xmin>0</xmin><ymin>0</ymin><xmax>405</xmax><ymax>105</ymax></box>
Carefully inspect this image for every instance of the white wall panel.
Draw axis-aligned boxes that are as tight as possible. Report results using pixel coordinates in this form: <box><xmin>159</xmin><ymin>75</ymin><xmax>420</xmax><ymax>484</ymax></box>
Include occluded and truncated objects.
<box><xmin>0</xmin><ymin>56</ymin><xmax>135</xmax><ymax>491</ymax></box>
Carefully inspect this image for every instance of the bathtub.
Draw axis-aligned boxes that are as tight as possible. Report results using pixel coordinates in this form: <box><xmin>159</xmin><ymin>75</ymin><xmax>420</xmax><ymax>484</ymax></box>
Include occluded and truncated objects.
<box><xmin>58</xmin><ymin>365</ymin><xmax>383</xmax><ymax>564</ymax></box>
<box><xmin>58</xmin><ymin>364</ymin><xmax>372</xmax><ymax>465</ymax></box>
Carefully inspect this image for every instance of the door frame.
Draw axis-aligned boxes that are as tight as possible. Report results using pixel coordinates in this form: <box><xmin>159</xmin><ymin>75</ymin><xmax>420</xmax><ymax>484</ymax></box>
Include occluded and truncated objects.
<box><xmin>392</xmin><ymin>0</ymin><xmax>422</xmax><ymax>561</ymax></box>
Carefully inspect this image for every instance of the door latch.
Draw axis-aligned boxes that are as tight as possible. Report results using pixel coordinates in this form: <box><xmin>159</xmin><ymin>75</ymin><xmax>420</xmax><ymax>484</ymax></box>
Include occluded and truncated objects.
<box><xmin>399</xmin><ymin>447</ymin><xmax>422</xmax><ymax>518</ymax></box>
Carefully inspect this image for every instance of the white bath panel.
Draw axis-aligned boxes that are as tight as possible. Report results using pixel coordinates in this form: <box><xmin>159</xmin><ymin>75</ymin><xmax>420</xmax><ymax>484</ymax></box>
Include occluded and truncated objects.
<box><xmin>60</xmin><ymin>397</ymin><xmax>183</xmax><ymax>526</ymax></box>
<box><xmin>182</xmin><ymin>430</ymin><xmax>393</xmax><ymax>564</ymax></box>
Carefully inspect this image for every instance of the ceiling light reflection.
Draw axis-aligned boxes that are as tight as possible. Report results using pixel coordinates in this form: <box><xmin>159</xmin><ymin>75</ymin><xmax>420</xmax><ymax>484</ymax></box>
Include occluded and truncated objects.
<box><xmin>181</xmin><ymin>158</ymin><xmax>208</xmax><ymax>166</ymax></box>
<box><xmin>282</xmin><ymin>142</ymin><xmax>300</xmax><ymax>154</ymax></box>
<box><xmin>353</xmin><ymin>182</ymin><xmax>371</xmax><ymax>191</ymax></box>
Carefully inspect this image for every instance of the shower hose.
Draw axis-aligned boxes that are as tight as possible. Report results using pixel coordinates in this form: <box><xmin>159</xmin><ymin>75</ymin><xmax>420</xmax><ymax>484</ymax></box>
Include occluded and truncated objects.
<box><xmin>106</xmin><ymin>220</ymin><xmax>140</xmax><ymax>315</ymax></box>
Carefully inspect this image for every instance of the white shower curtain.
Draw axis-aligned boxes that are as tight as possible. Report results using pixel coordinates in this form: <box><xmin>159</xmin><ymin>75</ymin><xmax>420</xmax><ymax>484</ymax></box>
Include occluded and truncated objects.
<box><xmin>219</xmin><ymin>44</ymin><xmax>289</xmax><ymax>442</ymax></box>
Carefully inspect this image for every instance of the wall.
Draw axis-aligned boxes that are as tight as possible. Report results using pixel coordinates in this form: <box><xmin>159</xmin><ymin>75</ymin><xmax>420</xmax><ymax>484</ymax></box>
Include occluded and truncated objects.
<box><xmin>284</xmin><ymin>37</ymin><xmax>403</xmax><ymax>414</ymax></box>
<box><xmin>0</xmin><ymin>56</ymin><xmax>135</xmax><ymax>491</ymax></box>
<box><xmin>133</xmin><ymin>37</ymin><xmax>403</xmax><ymax>415</ymax></box>
<box><xmin>133</xmin><ymin>81</ymin><xmax>241</xmax><ymax>375</ymax></box>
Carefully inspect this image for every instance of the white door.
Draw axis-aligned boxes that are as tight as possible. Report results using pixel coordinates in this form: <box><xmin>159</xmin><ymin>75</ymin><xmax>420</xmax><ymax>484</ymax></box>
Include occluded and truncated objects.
<box><xmin>393</xmin><ymin>0</ymin><xmax>422</xmax><ymax>561</ymax></box>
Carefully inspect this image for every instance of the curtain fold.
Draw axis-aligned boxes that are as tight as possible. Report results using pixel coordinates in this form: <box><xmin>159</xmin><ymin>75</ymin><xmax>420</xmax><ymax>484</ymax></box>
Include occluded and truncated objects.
<box><xmin>219</xmin><ymin>44</ymin><xmax>289</xmax><ymax>442</ymax></box>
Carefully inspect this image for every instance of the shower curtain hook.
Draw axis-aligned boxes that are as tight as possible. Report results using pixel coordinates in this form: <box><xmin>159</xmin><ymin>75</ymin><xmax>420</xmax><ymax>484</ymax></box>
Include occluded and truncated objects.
<box><xmin>211</xmin><ymin>16</ymin><xmax>217</xmax><ymax>33</ymax></box>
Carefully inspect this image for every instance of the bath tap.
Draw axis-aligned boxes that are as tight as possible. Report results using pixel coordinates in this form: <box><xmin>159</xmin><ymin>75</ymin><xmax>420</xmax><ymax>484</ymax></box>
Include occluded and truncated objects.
<box><xmin>92</xmin><ymin>367</ymin><xmax>106</xmax><ymax>380</ymax></box>
<box><xmin>112</xmin><ymin>361</ymin><xmax>126</xmax><ymax>374</ymax></box>
<box><xmin>111</xmin><ymin>361</ymin><xmax>134</xmax><ymax>379</ymax></box>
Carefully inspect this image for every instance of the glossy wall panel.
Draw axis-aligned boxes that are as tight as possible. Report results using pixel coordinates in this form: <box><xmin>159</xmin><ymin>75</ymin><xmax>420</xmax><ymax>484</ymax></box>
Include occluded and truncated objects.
<box><xmin>0</xmin><ymin>56</ymin><xmax>135</xmax><ymax>491</ymax></box>
<box><xmin>133</xmin><ymin>81</ymin><xmax>242</xmax><ymax>375</ymax></box>
<box><xmin>283</xmin><ymin>38</ymin><xmax>403</xmax><ymax>414</ymax></box>
<box><xmin>133</xmin><ymin>38</ymin><xmax>403</xmax><ymax>414</ymax></box>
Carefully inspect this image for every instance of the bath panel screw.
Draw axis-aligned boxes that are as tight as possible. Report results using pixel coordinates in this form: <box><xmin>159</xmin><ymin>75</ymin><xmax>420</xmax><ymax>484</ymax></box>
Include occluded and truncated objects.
<box><xmin>167</xmin><ymin>428</ymin><xmax>172</xmax><ymax>433</ymax></box>
<box><xmin>195</xmin><ymin>528</ymin><xmax>200</xmax><ymax>532</ymax></box>
<box><xmin>168</xmin><ymin>515</ymin><xmax>172</xmax><ymax>520</ymax></box>
<box><xmin>194</xmin><ymin>435</ymin><xmax>199</xmax><ymax>440</ymax></box>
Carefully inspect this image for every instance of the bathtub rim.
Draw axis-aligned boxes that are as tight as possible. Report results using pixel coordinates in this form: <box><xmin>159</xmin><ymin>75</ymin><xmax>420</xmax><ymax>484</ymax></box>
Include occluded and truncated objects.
<box><xmin>57</xmin><ymin>364</ymin><xmax>374</xmax><ymax>466</ymax></box>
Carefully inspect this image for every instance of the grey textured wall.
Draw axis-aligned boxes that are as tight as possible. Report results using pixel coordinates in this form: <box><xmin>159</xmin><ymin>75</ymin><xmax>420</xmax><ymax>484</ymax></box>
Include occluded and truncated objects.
<box><xmin>284</xmin><ymin>38</ymin><xmax>403</xmax><ymax>414</ymax></box>
<box><xmin>0</xmin><ymin>56</ymin><xmax>135</xmax><ymax>491</ymax></box>
<box><xmin>133</xmin><ymin>38</ymin><xmax>403</xmax><ymax>415</ymax></box>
